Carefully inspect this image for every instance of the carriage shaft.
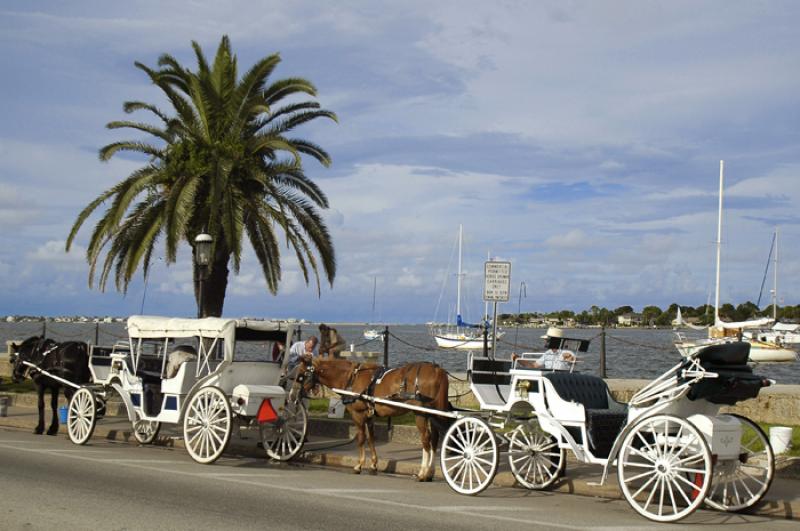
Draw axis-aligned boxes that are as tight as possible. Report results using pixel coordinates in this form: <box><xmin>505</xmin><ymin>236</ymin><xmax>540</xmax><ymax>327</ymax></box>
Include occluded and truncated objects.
<box><xmin>21</xmin><ymin>360</ymin><xmax>81</xmax><ymax>390</ymax></box>
<box><xmin>330</xmin><ymin>388</ymin><xmax>460</xmax><ymax>419</ymax></box>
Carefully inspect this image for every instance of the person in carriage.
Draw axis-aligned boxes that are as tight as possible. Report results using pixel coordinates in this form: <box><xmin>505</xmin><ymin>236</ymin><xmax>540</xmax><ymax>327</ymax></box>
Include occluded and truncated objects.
<box><xmin>512</xmin><ymin>327</ymin><xmax>577</xmax><ymax>370</ymax></box>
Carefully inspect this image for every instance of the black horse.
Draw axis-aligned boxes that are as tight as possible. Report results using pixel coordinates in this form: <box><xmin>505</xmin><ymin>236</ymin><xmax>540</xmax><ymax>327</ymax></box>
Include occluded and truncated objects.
<box><xmin>10</xmin><ymin>336</ymin><xmax>91</xmax><ymax>435</ymax></box>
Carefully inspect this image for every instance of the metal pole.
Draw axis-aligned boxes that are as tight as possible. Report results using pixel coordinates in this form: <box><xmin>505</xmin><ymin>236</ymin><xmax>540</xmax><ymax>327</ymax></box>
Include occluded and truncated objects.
<box><xmin>600</xmin><ymin>324</ymin><xmax>607</xmax><ymax>378</ymax></box>
<box><xmin>483</xmin><ymin>325</ymin><xmax>489</xmax><ymax>357</ymax></box>
<box><xmin>42</xmin><ymin>320</ymin><xmax>47</xmax><ymax>339</ymax></box>
<box><xmin>491</xmin><ymin>301</ymin><xmax>499</xmax><ymax>360</ymax></box>
<box><xmin>197</xmin><ymin>268</ymin><xmax>205</xmax><ymax>319</ymax></box>
<box><xmin>383</xmin><ymin>325</ymin><xmax>391</xmax><ymax>434</ymax></box>
<box><xmin>383</xmin><ymin>326</ymin><xmax>389</xmax><ymax>367</ymax></box>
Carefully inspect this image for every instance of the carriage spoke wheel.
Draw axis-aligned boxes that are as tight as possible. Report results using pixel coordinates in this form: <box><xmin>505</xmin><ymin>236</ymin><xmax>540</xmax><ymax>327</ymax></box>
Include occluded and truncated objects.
<box><xmin>67</xmin><ymin>387</ymin><xmax>97</xmax><ymax>445</ymax></box>
<box><xmin>705</xmin><ymin>414</ymin><xmax>775</xmax><ymax>512</ymax></box>
<box><xmin>183</xmin><ymin>387</ymin><xmax>232</xmax><ymax>464</ymax></box>
<box><xmin>618</xmin><ymin>414</ymin><xmax>712</xmax><ymax>523</ymax></box>
<box><xmin>132</xmin><ymin>417</ymin><xmax>161</xmax><ymax>445</ymax></box>
<box><xmin>441</xmin><ymin>417</ymin><xmax>498</xmax><ymax>495</ymax></box>
<box><xmin>508</xmin><ymin>419</ymin><xmax>565</xmax><ymax>490</ymax></box>
<box><xmin>261</xmin><ymin>400</ymin><xmax>308</xmax><ymax>461</ymax></box>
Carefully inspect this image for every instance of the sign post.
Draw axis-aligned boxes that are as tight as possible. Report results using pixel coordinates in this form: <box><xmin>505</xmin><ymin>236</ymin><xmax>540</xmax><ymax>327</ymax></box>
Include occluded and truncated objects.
<box><xmin>484</xmin><ymin>261</ymin><xmax>511</xmax><ymax>359</ymax></box>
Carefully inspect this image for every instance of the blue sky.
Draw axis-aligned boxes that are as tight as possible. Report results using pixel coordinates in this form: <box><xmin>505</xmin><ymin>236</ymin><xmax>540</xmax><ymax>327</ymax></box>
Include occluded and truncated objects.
<box><xmin>1</xmin><ymin>1</ymin><xmax>799</xmax><ymax>322</ymax></box>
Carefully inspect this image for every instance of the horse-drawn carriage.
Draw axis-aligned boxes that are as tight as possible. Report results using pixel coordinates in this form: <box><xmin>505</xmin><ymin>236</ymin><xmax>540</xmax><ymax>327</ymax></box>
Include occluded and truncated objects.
<box><xmin>64</xmin><ymin>316</ymin><xmax>307</xmax><ymax>464</ymax></box>
<box><xmin>315</xmin><ymin>333</ymin><xmax>775</xmax><ymax>523</ymax></box>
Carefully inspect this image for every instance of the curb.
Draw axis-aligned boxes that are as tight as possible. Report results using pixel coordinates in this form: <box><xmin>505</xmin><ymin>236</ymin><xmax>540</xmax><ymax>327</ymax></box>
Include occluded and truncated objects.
<box><xmin>0</xmin><ymin>408</ymin><xmax>798</xmax><ymax>521</ymax></box>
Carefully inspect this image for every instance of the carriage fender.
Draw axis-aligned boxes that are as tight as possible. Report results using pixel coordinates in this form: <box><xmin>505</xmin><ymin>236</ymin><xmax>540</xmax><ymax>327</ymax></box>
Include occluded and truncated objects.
<box><xmin>110</xmin><ymin>382</ymin><xmax>138</xmax><ymax>423</ymax></box>
<box><xmin>231</xmin><ymin>384</ymin><xmax>286</xmax><ymax>417</ymax></box>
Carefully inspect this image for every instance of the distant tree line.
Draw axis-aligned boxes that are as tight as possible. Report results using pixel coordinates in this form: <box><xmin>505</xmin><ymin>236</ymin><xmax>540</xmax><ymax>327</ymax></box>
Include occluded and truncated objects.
<box><xmin>499</xmin><ymin>302</ymin><xmax>800</xmax><ymax>327</ymax></box>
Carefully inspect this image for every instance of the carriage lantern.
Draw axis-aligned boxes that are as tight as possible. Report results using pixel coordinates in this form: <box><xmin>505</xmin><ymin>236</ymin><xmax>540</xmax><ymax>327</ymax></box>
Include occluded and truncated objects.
<box><xmin>194</xmin><ymin>233</ymin><xmax>213</xmax><ymax>318</ymax></box>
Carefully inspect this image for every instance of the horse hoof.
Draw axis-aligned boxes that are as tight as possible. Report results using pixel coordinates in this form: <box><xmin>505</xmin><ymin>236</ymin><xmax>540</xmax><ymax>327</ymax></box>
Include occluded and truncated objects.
<box><xmin>34</xmin><ymin>428</ymin><xmax>44</xmax><ymax>435</ymax></box>
<box><xmin>46</xmin><ymin>430</ymin><xmax>58</xmax><ymax>436</ymax></box>
<box><xmin>352</xmin><ymin>468</ymin><xmax>362</xmax><ymax>475</ymax></box>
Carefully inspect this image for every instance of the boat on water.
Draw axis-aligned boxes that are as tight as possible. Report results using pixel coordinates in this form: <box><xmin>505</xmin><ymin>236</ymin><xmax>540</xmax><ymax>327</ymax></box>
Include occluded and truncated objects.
<box><xmin>430</xmin><ymin>225</ymin><xmax>502</xmax><ymax>350</ymax></box>
<box><xmin>672</xmin><ymin>161</ymin><xmax>797</xmax><ymax>363</ymax></box>
<box><xmin>363</xmin><ymin>276</ymin><xmax>383</xmax><ymax>342</ymax></box>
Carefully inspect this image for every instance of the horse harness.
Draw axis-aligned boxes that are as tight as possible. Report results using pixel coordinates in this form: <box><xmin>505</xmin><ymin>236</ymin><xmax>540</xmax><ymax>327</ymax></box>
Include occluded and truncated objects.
<box><xmin>18</xmin><ymin>339</ymin><xmax>60</xmax><ymax>379</ymax></box>
<box><xmin>339</xmin><ymin>362</ymin><xmax>439</xmax><ymax>416</ymax></box>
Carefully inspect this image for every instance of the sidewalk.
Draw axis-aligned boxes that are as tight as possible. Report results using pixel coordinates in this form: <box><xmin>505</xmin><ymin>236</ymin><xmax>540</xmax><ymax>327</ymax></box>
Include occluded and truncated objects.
<box><xmin>1</xmin><ymin>403</ymin><xmax>798</xmax><ymax>520</ymax></box>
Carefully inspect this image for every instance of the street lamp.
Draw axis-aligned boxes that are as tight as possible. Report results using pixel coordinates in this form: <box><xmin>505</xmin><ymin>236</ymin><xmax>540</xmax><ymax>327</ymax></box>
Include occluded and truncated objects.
<box><xmin>194</xmin><ymin>233</ymin><xmax>213</xmax><ymax>318</ymax></box>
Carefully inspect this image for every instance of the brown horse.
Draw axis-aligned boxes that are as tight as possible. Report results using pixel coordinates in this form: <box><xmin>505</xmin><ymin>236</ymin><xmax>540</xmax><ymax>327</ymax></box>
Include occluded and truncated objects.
<box><xmin>297</xmin><ymin>357</ymin><xmax>450</xmax><ymax>481</ymax></box>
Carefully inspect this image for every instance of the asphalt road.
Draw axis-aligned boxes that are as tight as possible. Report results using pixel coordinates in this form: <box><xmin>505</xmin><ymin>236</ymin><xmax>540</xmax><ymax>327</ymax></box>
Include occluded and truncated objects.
<box><xmin>0</xmin><ymin>428</ymin><xmax>795</xmax><ymax>531</ymax></box>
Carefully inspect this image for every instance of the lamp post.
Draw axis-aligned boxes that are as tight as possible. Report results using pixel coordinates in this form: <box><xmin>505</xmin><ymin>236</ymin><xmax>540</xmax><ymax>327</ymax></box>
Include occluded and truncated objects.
<box><xmin>194</xmin><ymin>233</ymin><xmax>213</xmax><ymax>318</ymax></box>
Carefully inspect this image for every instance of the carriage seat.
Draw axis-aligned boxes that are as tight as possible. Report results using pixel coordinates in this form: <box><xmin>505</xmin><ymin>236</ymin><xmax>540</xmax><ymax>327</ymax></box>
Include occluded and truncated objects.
<box><xmin>544</xmin><ymin>373</ymin><xmax>627</xmax><ymax>458</ymax></box>
<box><xmin>469</xmin><ymin>357</ymin><xmax>512</xmax><ymax>407</ymax></box>
<box><xmin>687</xmin><ymin>342</ymin><xmax>768</xmax><ymax>405</ymax></box>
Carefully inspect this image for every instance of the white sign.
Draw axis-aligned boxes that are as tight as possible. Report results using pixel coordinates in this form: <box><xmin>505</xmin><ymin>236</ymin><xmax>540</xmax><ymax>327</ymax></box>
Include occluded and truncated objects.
<box><xmin>484</xmin><ymin>261</ymin><xmax>511</xmax><ymax>302</ymax></box>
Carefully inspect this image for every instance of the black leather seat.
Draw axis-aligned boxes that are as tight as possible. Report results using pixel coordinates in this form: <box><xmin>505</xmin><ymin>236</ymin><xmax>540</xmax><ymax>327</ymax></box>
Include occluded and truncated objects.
<box><xmin>544</xmin><ymin>373</ymin><xmax>627</xmax><ymax>458</ymax></box>
<box><xmin>687</xmin><ymin>342</ymin><xmax>768</xmax><ymax>405</ymax></box>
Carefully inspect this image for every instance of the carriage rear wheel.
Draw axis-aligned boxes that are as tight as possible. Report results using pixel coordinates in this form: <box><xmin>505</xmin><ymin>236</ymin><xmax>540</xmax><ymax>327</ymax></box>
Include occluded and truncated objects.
<box><xmin>67</xmin><ymin>387</ymin><xmax>97</xmax><ymax>445</ymax></box>
<box><xmin>132</xmin><ymin>417</ymin><xmax>161</xmax><ymax>445</ymax></box>
<box><xmin>704</xmin><ymin>414</ymin><xmax>775</xmax><ymax>512</ymax></box>
<box><xmin>441</xmin><ymin>416</ymin><xmax>498</xmax><ymax>495</ymax></box>
<box><xmin>261</xmin><ymin>399</ymin><xmax>308</xmax><ymax>461</ymax></box>
<box><xmin>508</xmin><ymin>419</ymin><xmax>566</xmax><ymax>490</ymax></box>
<box><xmin>183</xmin><ymin>386</ymin><xmax>232</xmax><ymax>464</ymax></box>
<box><xmin>618</xmin><ymin>414</ymin><xmax>712</xmax><ymax>523</ymax></box>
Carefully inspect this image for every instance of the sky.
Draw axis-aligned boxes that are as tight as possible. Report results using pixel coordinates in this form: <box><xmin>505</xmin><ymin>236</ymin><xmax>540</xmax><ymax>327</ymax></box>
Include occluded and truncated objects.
<box><xmin>0</xmin><ymin>1</ymin><xmax>799</xmax><ymax>323</ymax></box>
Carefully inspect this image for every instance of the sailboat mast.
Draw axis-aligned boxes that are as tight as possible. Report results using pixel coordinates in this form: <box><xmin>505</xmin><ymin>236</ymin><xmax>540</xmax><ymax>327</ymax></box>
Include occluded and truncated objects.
<box><xmin>774</xmin><ymin>228</ymin><xmax>779</xmax><ymax>321</ymax></box>
<box><xmin>456</xmin><ymin>224</ymin><xmax>463</xmax><ymax>323</ymax></box>
<box><xmin>371</xmin><ymin>276</ymin><xmax>377</xmax><ymax>320</ymax></box>
<box><xmin>714</xmin><ymin>160</ymin><xmax>724</xmax><ymax>326</ymax></box>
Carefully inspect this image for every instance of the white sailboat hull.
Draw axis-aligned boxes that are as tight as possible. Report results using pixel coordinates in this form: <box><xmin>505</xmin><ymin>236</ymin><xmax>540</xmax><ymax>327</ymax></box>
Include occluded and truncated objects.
<box><xmin>433</xmin><ymin>329</ymin><xmax>502</xmax><ymax>350</ymax></box>
<box><xmin>675</xmin><ymin>337</ymin><xmax>797</xmax><ymax>363</ymax></box>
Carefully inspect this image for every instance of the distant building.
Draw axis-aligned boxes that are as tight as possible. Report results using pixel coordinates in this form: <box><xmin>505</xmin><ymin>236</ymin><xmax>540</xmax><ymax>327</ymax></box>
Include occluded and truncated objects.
<box><xmin>617</xmin><ymin>312</ymin><xmax>643</xmax><ymax>326</ymax></box>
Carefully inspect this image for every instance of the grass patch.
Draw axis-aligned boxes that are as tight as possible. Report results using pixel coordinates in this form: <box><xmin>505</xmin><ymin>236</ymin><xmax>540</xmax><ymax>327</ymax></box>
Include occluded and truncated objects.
<box><xmin>307</xmin><ymin>397</ymin><xmax>420</xmax><ymax>426</ymax></box>
<box><xmin>0</xmin><ymin>379</ymin><xmax>36</xmax><ymax>393</ymax></box>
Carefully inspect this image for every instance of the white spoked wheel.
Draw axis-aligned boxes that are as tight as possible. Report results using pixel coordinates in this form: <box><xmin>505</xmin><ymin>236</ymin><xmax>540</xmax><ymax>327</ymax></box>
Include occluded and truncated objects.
<box><xmin>261</xmin><ymin>400</ymin><xmax>308</xmax><ymax>461</ymax></box>
<box><xmin>618</xmin><ymin>414</ymin><xmax>712</xmax><ymax>523</ymax></box>
<box><xmin>508</xmin><ymin>419</ymin><xmax>566</xmax><ymax>490</ymax></box>
<box><xmin>67</xmin><ymin>387</ymin><xmax>97</xmax><ymax>445</ymax></box>
<box><xmin>132</xmin><ymin>417</ymin><xmax>161</xmax><ymax>445</ymax></box>
<box><xmin>440</xmin><ymin>416</ymin><xmax>498</xmax><ymax>495</ymax></box>
<box><xmin>705</xmin><ymin>414</ymin><xmax>775</xmax><ymax>512</ymax></box>
<box><xmin>183</xmin><ymin>386</ymin><xmax>232</xmax><ymax>464</ymax></box>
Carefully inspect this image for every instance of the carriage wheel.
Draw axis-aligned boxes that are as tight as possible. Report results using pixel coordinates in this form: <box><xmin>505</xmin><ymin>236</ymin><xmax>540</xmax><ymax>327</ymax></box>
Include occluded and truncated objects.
<box><xmin>132</xmin><ymin>417</ymin><xmax>161</xmax><ymax>445</ymax></box>
<box><xmin>183</xmin><ymin>386</ymin><xmax>232</xmax><ymax>464</ymax></box>
<box><xmin>618</xmin><ymin>414</ymin><xmax>712</xmax><ymax>523</ymax></box>
<box><xmin>704</xmin><ymin>415</ymin><xmax>775</xmax><ymax>512</ymax></box>
<box><xmin>440</xmin><ymin>417</ymin><xmax>498</xmax><ymax>495</ymax></box>
<box><xmin>67</xmin><ymin>387</ymin><xmax>97</xmax><ymax>445</ymax></box>
<box><xmin>508</xmin><ymin>419</ymin><xmax>566</xmax><ymax>490</ymax></box>
<box><xmin>261</xmin><ymin>400</ymin><xmax>308</xmax><ymax>461</ymax></box>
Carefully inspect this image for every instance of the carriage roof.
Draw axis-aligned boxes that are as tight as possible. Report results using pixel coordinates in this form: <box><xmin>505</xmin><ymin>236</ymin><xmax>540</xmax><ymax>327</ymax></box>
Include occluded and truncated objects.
<box><xmin>126</xmin><ymin>315</ymin><xmax>292</xmax><ymax>340</ymax></box>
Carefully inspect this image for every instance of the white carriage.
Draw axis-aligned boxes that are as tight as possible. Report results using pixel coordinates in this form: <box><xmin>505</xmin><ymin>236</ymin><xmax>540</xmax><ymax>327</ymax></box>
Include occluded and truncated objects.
<box><xmin>437</xmin><ymin>337</ymin><xmax>776</xmax><ymax>522</ymax></box>
<box><xmin>66</xmin><ymin>316</ymin><xmax>307</xmax><ymax>464</ymax></box>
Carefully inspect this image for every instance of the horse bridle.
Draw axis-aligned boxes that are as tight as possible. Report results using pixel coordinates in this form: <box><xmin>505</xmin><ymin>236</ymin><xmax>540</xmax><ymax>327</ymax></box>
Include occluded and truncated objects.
<box><xmin>13</xmin><ymin>339</ymin><xmax>58</xmax><ymax>380</ymax></box>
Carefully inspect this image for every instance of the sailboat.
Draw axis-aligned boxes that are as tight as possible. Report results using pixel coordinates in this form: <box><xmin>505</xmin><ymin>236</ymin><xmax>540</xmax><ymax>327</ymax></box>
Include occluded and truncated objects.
<box><xmin>743</xmin><ymin>229</ymin><xmax>800</xmax><ymax>347</ymax></box>
<box><xmin>363</xmin><ymin>276</ymin><xmax>383</xmax><ymax>341</ymax></box>
<box><xmin>430</xmin><ymin>225</ymin><xmax>502</xmax><ymax>350</ymax></box>
<box><xmin>673</xmin><ymin>162</ymin><xmax>797</xmax><ymax>362</ymax></box>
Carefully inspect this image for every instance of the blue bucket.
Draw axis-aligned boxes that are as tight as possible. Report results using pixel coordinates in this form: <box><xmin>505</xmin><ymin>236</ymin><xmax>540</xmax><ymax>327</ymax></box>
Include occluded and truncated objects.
<box><xmin>58</xmin><ymin>405</ymin><xmax>68</xmax><ymax>424</ymax></box>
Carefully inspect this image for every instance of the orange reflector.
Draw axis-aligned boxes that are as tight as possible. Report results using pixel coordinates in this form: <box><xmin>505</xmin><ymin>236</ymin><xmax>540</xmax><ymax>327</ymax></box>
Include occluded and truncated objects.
<box><xmin>257</xmin><ymin>399</ymin><xmax>278</xmax><ymax>424</ymax></box>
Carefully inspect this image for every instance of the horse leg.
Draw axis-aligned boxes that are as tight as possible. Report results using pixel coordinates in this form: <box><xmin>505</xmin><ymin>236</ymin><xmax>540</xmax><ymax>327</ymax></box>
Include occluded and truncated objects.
<box><xmin>426</xmin><ymin>418</ymin><xmax>440</xmax><ymax>481</ymax></box>
<box><xmin>366</xmin><ymin>416</ymin><xmax>378</xmax><ymax>474</ymax></box>
<box><xmin>47</xmin><ymin>385</ymin><xmax>59</xmax><ymax>435</ymax></box>
<box><xmin>34</xmin><ymin>385</ymin><xmax>45</xmax><ymax>434</ymax></box>
<box><xmin>415</xmin><ymin>414</ymin><xmax>432</xmax><ymax>482</ymax></box>
<box><xmin>352</xmin><ymin>414</ymin><xmax>366</xmax><ymax>474</ymax></box>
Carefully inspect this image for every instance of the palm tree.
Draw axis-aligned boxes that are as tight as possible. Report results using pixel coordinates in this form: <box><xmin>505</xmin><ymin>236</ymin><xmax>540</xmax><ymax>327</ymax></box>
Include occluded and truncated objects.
<box><xmin>66</xmin><ymin>36</ymin><xmax>338</xmax><ymax>317</ymax></box>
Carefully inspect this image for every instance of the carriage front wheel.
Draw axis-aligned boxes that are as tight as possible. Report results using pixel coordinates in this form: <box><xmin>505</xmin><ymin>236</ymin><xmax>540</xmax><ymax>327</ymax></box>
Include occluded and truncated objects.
<box><xmin>704</xmin><ymin>414</ymin><xmax>775</xmax><ymax>512</ymax></box>
<box><xmin>183</xmin><ymin>386</ymin><xmax>232</xmax><ymax>464</ymax></box>
<box><xmin>440</xmin><ymin>416</ymin><xmax>498</xmax><ymax>495</ymax></box>
<box><xmin>261</xmin><ymin>399</ymin><xmax>308</xmax><ymax>461</ymax></box>
<box><xmin>67</xmin><ymin>387</ymin><xmax>97</xmax><ymax>445</ymax></box>
<box><xmin>508</xmin><ymin>419</ymin><xmax>566</xmax><ymax>490</ymax></box>
<box><xmin>618</xmin><ymin>414</ymin><xmax>712</xmax><ymax>523</ymax></box>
